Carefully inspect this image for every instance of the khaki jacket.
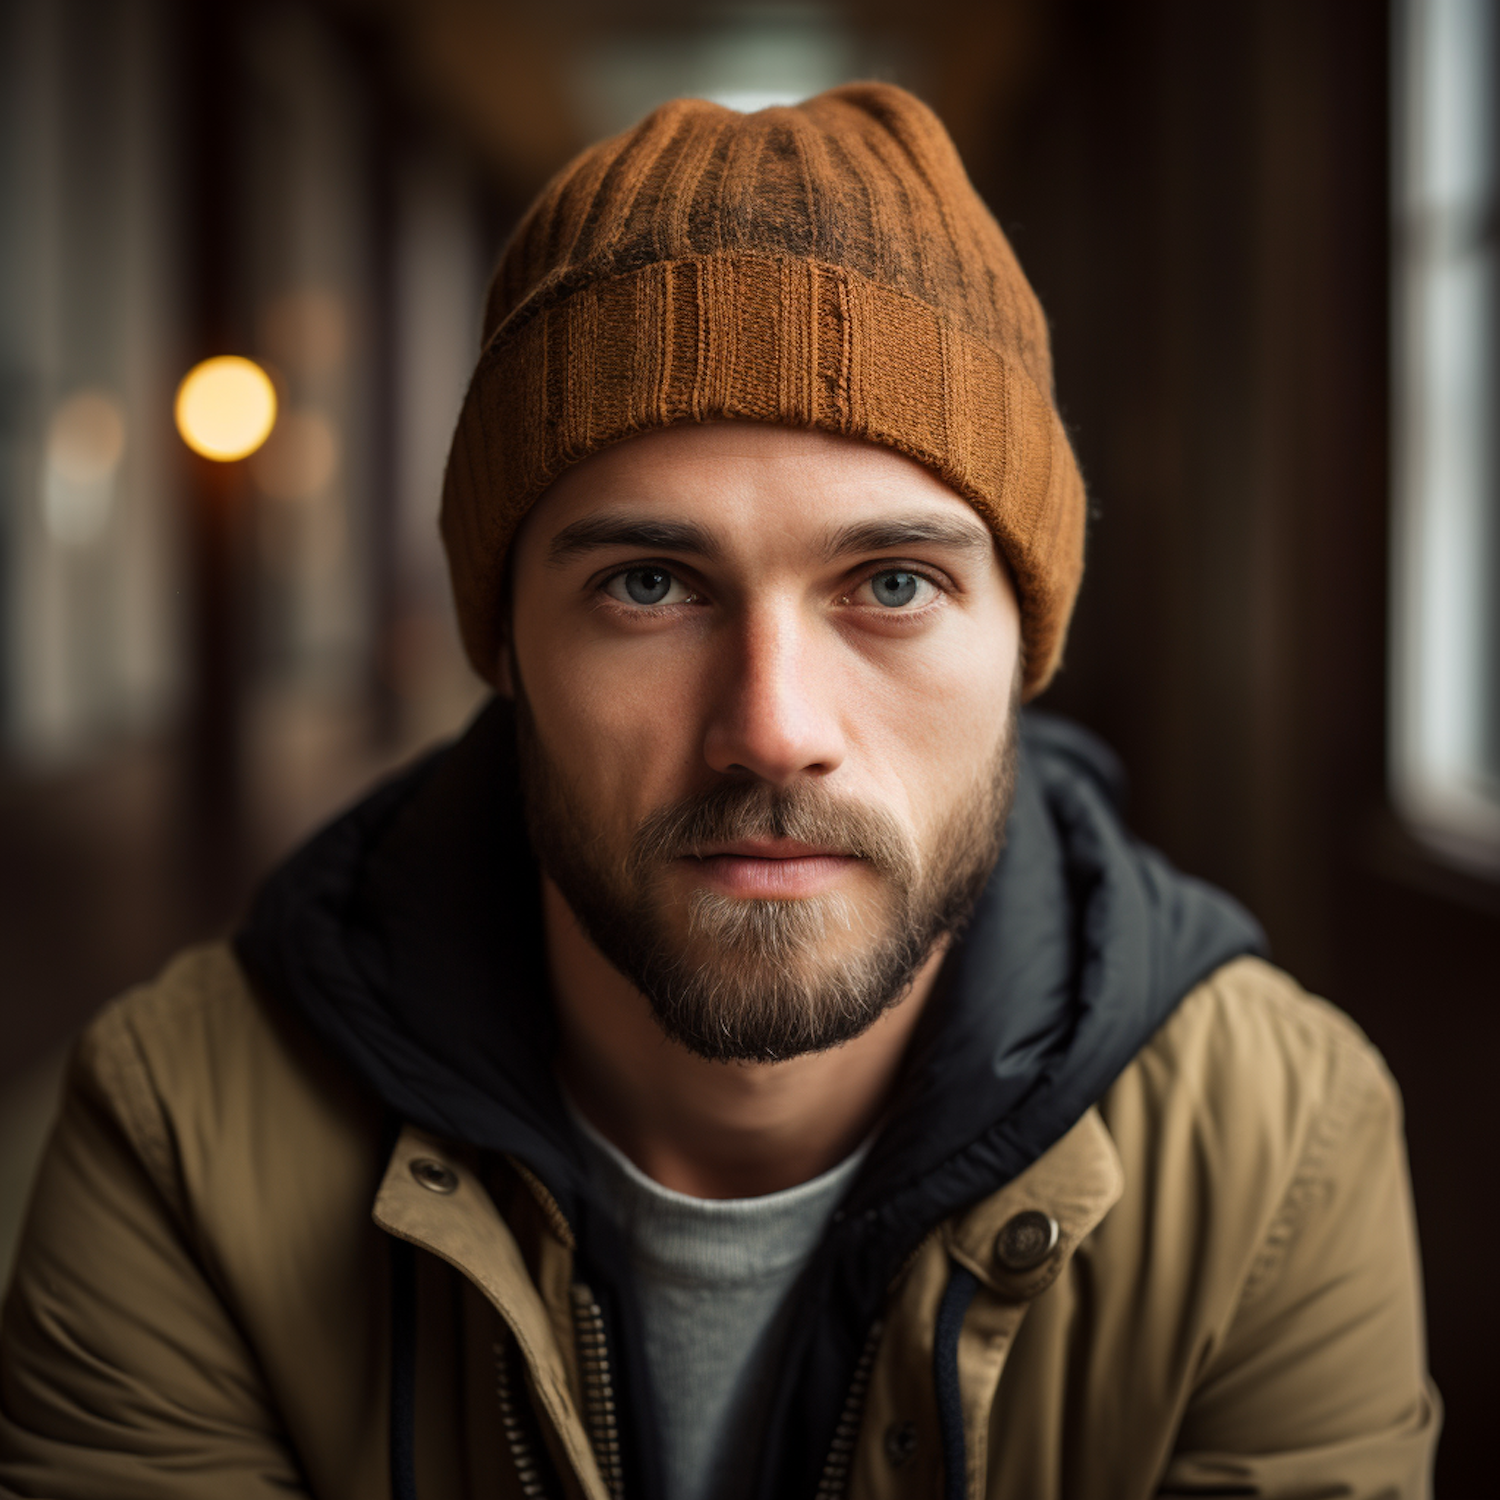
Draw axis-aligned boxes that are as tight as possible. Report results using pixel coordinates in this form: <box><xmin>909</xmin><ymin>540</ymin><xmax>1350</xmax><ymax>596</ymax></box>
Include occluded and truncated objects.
<box><xmin>0</xmin><ymin>946</ymin><xmax>1436</xmax><ymax>1499</ymax></box>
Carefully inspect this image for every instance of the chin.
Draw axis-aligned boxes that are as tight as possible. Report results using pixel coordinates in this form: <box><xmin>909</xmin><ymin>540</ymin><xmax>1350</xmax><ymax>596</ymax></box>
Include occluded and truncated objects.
<box><xmin>634</xmin><ymin>890</ymin><xmax>934</xmax><ymax>1064</ymax></box>
<box><xmin>678</xmin><ymin>885</ymin><xmax>891</xmax><ymax>960</ymax></box>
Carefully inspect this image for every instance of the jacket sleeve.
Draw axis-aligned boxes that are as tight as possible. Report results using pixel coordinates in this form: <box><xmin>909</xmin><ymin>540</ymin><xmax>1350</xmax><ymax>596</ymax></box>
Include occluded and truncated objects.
<box><xmin>1157</xmin><ymin>1029</ymin><xmax>1440</xmax><ymax>1500</ymax></box>
<box><xmin>0</xmin><ymin>1011</ymin><xmax>309</xmax><ymax>1498</ymax></box>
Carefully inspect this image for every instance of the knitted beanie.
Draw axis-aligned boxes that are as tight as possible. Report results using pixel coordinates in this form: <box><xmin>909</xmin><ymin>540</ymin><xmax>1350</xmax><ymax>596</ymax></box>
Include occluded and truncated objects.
<box><xmin>441</xmin><ymin>82</ymin><xmax>1085</xmax><ymax>697</ymax></box>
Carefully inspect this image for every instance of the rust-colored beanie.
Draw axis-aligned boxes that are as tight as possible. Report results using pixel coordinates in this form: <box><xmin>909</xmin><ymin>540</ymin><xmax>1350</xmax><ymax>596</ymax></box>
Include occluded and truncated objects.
<box><xmin>441</xmin><ymin>82</ymin><xmax>1085</xmax><ymax>697</ymax></box>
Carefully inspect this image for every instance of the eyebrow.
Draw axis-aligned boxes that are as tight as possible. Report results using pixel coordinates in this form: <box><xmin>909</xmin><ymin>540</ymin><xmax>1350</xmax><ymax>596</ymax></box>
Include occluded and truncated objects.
<box><xmin>818</xmin><ymin>516</ymin><xmax>994</xmax><ymax>563</ymax></box>
<box><xmin>546</xmin><ymin>515</ymin><xmax>722</xmax><ymax>566</ymax></box>
<box><xmin>544</xmin><ymin>510</ymin><xmax>994</xmax><ymax>568</ymax></box>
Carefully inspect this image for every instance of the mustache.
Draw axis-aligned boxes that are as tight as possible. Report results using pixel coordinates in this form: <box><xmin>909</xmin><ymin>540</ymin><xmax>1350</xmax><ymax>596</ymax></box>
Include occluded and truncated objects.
<box><xmin>629</xmin><ymin>779</ymin><xmax>917</xmax><ymax>884</ymax></box>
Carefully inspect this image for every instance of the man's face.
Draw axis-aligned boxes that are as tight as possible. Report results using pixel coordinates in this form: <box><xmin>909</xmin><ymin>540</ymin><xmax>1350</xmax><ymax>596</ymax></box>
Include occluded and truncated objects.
<box><xmin>505</xmin><ymin>421</ymin><xmax>1022</xmax><ymax>1062</ymax></box>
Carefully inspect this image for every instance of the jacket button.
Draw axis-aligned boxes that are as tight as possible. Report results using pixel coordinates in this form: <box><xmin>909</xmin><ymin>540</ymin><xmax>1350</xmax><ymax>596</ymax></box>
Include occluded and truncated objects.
<box><xmin>410</xmin><ymin>1157</ymin><xmax>459</xmax><ymax>1194</ymax></box>
<box><xmin>994</xmin><ymin>1210</ymin><xmax>1059</xmax><ymax>1271</ymax></box>
<box><xmin>883</xmin><ymin>1420</ymin><xmax>918</xmax><ymax>1467</ymax></box>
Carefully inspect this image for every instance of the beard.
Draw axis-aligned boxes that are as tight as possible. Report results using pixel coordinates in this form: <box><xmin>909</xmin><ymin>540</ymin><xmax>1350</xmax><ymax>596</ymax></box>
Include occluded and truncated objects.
<box><xmin>516</xmin><ymin>692</ymin><xmax>1017</xmax><ymax>1063</ymax></box>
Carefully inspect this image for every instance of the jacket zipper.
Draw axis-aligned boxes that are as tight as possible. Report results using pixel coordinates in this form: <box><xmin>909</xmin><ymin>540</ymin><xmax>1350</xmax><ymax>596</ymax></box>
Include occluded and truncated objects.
<box><xmin>571</xmin><ymin>1283</ymin><xmax>627</xmax><ymax>1500</ymax></box>
<box><xmin>812</xmin><ymin>1228</ymin><xmax>939</xmax><ymax>1495</ymax></box>
<box><xmin>814</xmin><ymin>1319</ymin><xmax>886</xmax><ymax>1499</ymax></box>
<box><xmin>500</xmin><ymin>1282</ymin><xmax>888</xmax><ymax>1500</ymax></box>
<box><xmin>494</xmin><ymin>1336</ymin><xmax>553</xmax><ymax>1499</ymax></box>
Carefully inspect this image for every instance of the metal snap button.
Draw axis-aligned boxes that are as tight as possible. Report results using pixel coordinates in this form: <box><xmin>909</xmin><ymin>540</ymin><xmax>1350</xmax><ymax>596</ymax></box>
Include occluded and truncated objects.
<box><xmin>883</xmin><ymin>1419</ymin><xmax>918</xmax><ymax>1468</ymax></box>
<box><xmin>994</xmin><ymin>1209</ymin><xmax>1059</xmax><ymax>1272</ymax></box>
<box><xmin>410</xmin><ymin>1157</ymin><xmax>459</xmax><ymax>1194</ymax></box>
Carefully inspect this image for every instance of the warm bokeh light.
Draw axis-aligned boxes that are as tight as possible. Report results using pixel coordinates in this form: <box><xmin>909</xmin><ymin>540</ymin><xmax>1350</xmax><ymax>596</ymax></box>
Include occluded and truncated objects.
<box><xmin>249</xmin><ymin>407</ymin><xmax>340</xmax><ymax>500</ymax></box>
<box><xmin>43</xmin><ymin>389</ymin><xmax>128</xmax><ymax>546</ymax></box>
<box><xmin>174</xmin><ymin>356</ymin><xmax>277</xmax><ymax>461</ymax></box>
<box><xmin>47</xmin><ymin>390</ymin><xmax>127</xmax><ymax>485</ymax></box>
<box><xmin>259</xmin><ymin>290</ymin><xmax>348</xmax><ymax>379</ymax></box>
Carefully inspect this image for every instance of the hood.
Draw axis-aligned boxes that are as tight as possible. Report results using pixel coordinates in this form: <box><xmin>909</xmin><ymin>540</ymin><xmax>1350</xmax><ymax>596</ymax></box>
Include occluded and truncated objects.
<box><xmin>236</xmin><ymin>697</ymin><xmax>1264</xmax><ymax>1494</ymax></box>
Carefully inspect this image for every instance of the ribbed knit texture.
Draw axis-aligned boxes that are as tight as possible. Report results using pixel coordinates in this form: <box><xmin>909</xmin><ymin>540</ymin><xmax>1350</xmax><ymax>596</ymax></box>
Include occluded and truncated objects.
<box><xmin>441</xmin><ymin>82</ymin><xmax>1086</xmax><ymax>696</ymax></box>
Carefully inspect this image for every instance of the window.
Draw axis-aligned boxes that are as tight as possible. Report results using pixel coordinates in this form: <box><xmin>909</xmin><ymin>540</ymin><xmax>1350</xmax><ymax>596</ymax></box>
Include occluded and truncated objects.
<box><xmin>1392</xmin><ymin>0</ymin><xmax>1500</xmax><ymax>874</ymax></box>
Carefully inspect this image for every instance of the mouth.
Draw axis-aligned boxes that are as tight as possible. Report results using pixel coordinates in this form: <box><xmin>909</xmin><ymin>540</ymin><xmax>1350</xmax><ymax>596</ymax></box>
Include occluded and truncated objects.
<box><xmin>696</xmin><ymin>838</ymin><xmax>851</xmax><ymax>860</ymax></box>
<box><xmin>681</xmin><ymin>839</ymin><xmax>862</xmax><ymax>899</ymax></box>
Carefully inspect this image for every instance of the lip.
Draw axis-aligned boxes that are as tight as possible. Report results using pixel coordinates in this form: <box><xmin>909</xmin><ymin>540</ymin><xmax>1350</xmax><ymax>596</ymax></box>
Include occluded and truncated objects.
<box><xmin>680</xmin><ymin>844</ymin><xmax>861</xmax><ymax>899</ymax></box>
<box><xmin>694</xmin><ymin>838</ymin><xmax>850</xmax><ymax>860</ymax></box>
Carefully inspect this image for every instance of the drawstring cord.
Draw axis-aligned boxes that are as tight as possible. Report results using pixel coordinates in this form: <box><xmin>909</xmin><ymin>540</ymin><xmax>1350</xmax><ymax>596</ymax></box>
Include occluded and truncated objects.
<box><xmin>390</xmin><ymin>1236</ymin><xmax>418</xmax><ymax>1500</ymax></box>
<box><xmin>933</xmin><ymin>1263</ymin><xmax>980</xmax><ymax>1500</ymax></box>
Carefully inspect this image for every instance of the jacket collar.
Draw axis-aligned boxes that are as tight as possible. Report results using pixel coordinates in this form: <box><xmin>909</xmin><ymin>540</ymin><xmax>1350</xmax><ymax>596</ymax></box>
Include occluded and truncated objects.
<box><xmin>372</xmin><ymin>1103</ymin><xmax>1123</xmax><ymax>1500</ymax></box>
<box><xmin>945</xmin><ymin>1105</ymin><xmax>1123</xmax><ymax>1301</ymax></box>
<box><xmin>374</xmin><ymin>1124</ymin><xmax>609</xmax><ymax>1500</ymax></box>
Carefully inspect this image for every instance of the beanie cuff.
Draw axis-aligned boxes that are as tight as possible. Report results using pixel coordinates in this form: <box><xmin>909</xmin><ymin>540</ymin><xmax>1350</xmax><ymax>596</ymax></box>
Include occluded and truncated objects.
<box><xmin>441</xmin><ymin>252</ymin><xmax>1084</xmax><ymax>696</ymax></box>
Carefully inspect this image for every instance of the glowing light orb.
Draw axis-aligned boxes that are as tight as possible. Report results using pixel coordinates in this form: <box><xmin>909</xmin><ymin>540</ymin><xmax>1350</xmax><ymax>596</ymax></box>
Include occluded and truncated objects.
<box><xmin>174</xmin><ymin>356</ymin><xmax>277</xmax><ymax>461</ymax></box>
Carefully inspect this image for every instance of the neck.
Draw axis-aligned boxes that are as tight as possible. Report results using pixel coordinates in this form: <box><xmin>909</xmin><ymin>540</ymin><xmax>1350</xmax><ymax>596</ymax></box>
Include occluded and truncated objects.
<box><xmin>543</xmin><ymin>877</ymin><xmax>944</xmax><ymax>1199</ymax></box>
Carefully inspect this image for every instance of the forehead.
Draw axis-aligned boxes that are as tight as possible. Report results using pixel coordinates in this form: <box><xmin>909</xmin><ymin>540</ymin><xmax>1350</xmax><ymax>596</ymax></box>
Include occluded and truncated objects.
<box><xmin>514</xmin><ymin>421</ymin><xmax>995</xmax><ymax>562</ymax></box>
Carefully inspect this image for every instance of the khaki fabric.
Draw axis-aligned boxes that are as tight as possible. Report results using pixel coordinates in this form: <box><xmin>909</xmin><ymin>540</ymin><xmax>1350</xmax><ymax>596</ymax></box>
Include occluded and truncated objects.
<box><xmin>0</xmin><ymin>947</ymin><xmax>1437</xmax><ymax>1498</ymax></box>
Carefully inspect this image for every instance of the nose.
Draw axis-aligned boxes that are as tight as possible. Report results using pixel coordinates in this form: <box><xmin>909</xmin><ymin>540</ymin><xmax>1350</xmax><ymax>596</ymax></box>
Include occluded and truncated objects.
<box><xmin>701</xmin><ymin>606</ymin><xmax>846</xmax><ymax>786</ymax></box>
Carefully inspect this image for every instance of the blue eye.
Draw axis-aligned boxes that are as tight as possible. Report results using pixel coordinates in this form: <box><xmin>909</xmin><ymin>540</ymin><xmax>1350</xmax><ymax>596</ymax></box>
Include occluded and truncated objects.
<box><xmin>870</xmin><ymin>570</ymin><xmax>921</xmax><ymax>607</ymax></box>
<box><xmin>624</xmin><ymin>568</ymin><xmax>671</xmax><ymax>604</ymax></box>
<box><xmin>604</xmin><ymin>567</ymin><xmax>693</xmax><ymax>607</ymax></box>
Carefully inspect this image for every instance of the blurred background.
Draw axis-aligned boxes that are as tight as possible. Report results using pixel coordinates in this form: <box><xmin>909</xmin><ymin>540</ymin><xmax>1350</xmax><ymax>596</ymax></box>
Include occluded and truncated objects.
<box><xmin>1</xmin><ymin>0</ymin><xmax>1496</xmax><ymax>1488</ymax></box>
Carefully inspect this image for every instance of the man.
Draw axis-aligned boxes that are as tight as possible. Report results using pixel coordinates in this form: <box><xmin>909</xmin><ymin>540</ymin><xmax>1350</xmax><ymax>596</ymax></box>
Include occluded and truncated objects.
<box><xmin>0</xmin><ymin>84</ymin><xmax>1436</xmax><ymax>1499</ymax></box>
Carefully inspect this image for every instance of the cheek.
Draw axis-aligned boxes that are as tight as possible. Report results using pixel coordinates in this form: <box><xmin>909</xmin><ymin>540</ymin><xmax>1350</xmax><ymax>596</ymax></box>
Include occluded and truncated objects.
<box><xmin>515</xmin><ymin>628</ymin><xmax>708</xmax><ymax>825</ymax></box>
<box><xmin>847</xmin><ymin>613</ymin><xmax>1018</xmax><ymax>828</ymax></box>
